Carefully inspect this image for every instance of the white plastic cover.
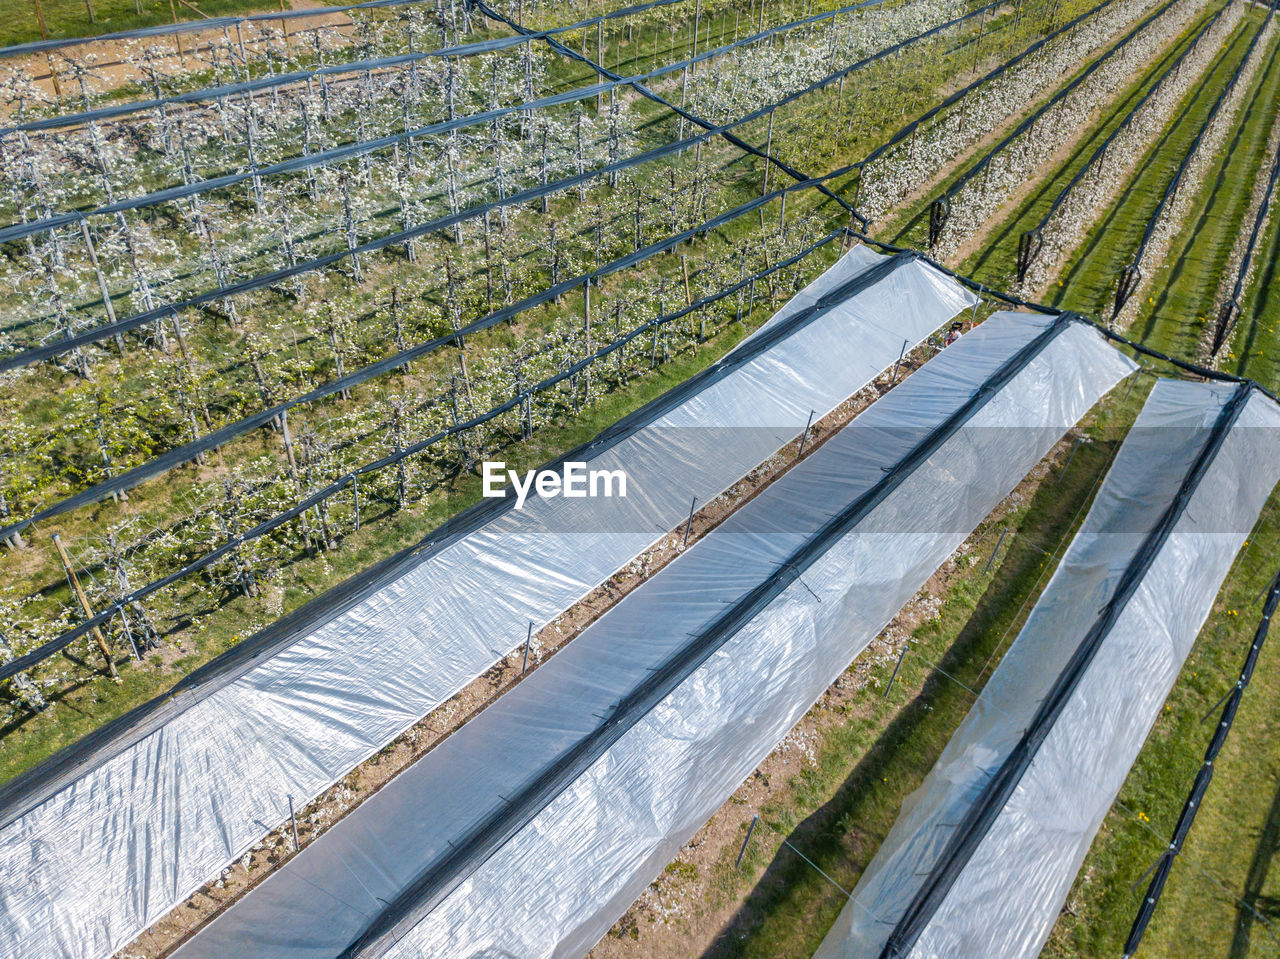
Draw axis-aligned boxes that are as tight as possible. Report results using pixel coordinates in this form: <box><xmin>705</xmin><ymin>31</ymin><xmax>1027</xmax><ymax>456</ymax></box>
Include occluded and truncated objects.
<box><xmin>0</xmin><ymin>249</ymin><xmax>977</xmax><ymax>959</ymax></box>
<box><xmin>175</xmin><ymin>312</ymin><xmax>1134</xmax><ymax>958</ymax></box>
<box><xmin>816</xmin><ymin>379</ymin><xmax>1280</xmax><ymax>959</ymax></box>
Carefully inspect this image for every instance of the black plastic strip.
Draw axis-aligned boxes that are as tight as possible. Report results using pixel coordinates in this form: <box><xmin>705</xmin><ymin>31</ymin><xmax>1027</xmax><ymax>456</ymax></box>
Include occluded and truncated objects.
<box><xmin>1122</xmin><ymin>564</ymin><xmax>1280</xmax><ymax>957</ymax></box>
<box><xmin>335</xmin><ymin>311</ymin><xmax>1080</xmax><ymax>959</ymax></box>
<box><xmin>0</xmin><ymin>248</ymin><xmax>910</xmax><ymax>827</ymax></box>
<box><xmin>881</xmin><ymin>379</ymin><xmax>1254</xmax><ymax>959</ymax></box>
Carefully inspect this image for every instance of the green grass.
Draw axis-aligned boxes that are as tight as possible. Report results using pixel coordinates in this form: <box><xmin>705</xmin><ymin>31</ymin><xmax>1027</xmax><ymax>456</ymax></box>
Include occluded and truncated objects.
<box><xmin>0</xmin><ymin>0</ymin><xmax>286</xmax><ymax>47</ymax></box>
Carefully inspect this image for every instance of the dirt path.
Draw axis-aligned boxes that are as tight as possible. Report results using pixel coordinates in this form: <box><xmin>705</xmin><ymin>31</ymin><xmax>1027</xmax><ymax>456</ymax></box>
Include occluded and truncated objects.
<box><xmin>7</xmin><ymin>0</ymin><xmax>359</xmax><ymax>109</ymax></box>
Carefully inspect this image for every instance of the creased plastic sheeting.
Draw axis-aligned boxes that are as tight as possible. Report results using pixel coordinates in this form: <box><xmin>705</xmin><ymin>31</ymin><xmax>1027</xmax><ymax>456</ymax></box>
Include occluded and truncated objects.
<box><xmin>816</xmin><ymin>380</ymin><xmax>1280</xmax><ymax>959</ymax></box>
<box><xmin>0</xmin><ymin>249</ymin><xmax>973</xmax><ymax>959</ymax></box>
<box><xmin>744</xmin><ymin>243</ymin><xmax>886</xmax><ymax>340</ymax></box>
<box><xmin>174</xmin><ymin>312</ymin><xmax>1133</xmax><ymax>959</ymax></box>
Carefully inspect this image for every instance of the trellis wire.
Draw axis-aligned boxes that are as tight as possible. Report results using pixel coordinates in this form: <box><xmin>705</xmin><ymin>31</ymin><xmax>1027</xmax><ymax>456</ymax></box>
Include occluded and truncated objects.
<box><xmin>0</xmin><ymin>226</ymin><xmax>853</xmax><ymax>682</ymax></box>
<box><xmin>1120</xmin><ymin>563</ymin><xmax>1280</xmax><ymax>957</ymax></box>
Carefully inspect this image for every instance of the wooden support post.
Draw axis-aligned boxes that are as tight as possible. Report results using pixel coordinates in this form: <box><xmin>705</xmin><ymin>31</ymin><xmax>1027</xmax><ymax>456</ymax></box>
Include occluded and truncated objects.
<box><xmin>53</xmin><ymin>533</ymin><xmax>118</xmax><ymax>681</ymax></box>
<box><xmin>79</xmin><ymin>220</ymin><xmax>122</xmax><ymax>350</ymax></box>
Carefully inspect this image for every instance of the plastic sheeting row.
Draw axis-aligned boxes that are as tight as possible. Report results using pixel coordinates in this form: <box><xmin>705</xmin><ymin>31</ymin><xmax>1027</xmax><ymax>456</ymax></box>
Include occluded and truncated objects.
<box><xmin>174</xmin><ymin>310</ymin><xmax>1135</xmax><ymax>958</ymax></box>
<box><xmin>817</xmin><ymin>378</ymin><xmax>1280</xmax><ymax>959</ymax></box>
<box><xmin>0</xmin><ymin>247</ymin><xmax>972</xmax><ymax>959</ymax></box>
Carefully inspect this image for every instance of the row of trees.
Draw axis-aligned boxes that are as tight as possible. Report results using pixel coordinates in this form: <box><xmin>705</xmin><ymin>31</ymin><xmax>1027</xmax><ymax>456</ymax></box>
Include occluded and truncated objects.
<box><xmin>1110</xmin><ymin>12</ymin><xmax>1270</xmax><ymax>327</ymax></box>
<box><xmin>0</xmin><ymin>0</ymin><xmax>918</xmax><ymax>531</ymax></box>
<box><xmin>0</xmin><ymin>204</ymin><xmax>832</xmax><ymax>711</ymax></box>
<box><xmin>1018</xmin><ymin>0</ymin><xmax>1239</xmax><ymax>292</ymax></box>
<box><xmin>924</xmin><ymin>0</ymin><xmax>1206</xmax><ymax>261</ymax></box>
<box><xmin>850</xmin><ymin>0</ymin><xmax>1145</xmax><ymax>224</ymax></box>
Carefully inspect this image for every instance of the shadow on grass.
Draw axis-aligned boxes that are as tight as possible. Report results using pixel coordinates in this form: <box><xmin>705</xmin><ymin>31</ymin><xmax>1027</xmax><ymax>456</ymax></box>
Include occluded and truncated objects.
<box><xmin>1229</xmin><ymin>772</ymin><xmax>1280</xmax><ymax>959</ymax></box>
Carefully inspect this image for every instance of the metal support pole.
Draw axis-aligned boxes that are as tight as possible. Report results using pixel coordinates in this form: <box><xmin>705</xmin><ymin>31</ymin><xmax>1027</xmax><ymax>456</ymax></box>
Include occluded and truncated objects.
<box><xmin>288</xmin><ymin>794</ymin><xmax>300</xmax><ymax>851</ymax></box>
<box><xmin>735</xmin><ymin>814</ymin><xmax>759</xmax><ymax>869</ymax></box>
<box><xmin>1054</xmin><ymin>437</ymin><xmax>1082</xmax><ymax>486</ymax></box>
<box><xmin>798</xmin><ymin>409</ymin><xmax>815</xmax><ymax>458</ymax></box>
<box><xmin>983</xmin><ymin>526</ymin><xmax>1008</xmax><ymax>575</ymax></box>
<box><xmin>116</xmin><ymin>604</ymin><xmax>142</xmax><ymax>661</ymax></box>
<box><xmin>522</xmin><ymin>620</ymin><xmax>534</xmax><ymax>673</ymax></box>
<box><xmin>889</xmin><ymin>338</ymin><xmax>909</xmax><ymax>385</ymax></box>
<box><xmin>1123</xmin><ymin>370</ymin><xmax>1140</xmax><ymax>404</ymax></box>
<box><xmin>884</xmin><ymin>645</ymin><xmax>909</xmax><ymax>699</ymax></box>
<box><xmin>683</xmin><ymin>497</ymin><xmax>697</xmax><ymax>548</ymax></box>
